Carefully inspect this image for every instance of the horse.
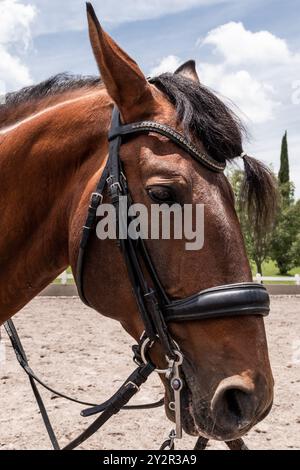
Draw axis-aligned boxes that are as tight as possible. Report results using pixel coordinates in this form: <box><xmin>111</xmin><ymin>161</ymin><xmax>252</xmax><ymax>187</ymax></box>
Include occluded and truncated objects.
<box><xmin>0</xmin><ymin>2</ymin><xmax>277</xmax><ymax>447</ymax></box>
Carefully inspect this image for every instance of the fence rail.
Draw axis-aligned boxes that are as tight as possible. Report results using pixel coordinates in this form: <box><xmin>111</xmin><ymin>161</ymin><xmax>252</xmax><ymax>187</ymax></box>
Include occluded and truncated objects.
<box><xmin>254</xmin><ymin>273</ymin><xmax>300</xmax><ymax>285</ymax></box>
<box><xmin>55</xmin><ymin>271</ymin><xmax>300</xmax><ymax>285</ymax></box>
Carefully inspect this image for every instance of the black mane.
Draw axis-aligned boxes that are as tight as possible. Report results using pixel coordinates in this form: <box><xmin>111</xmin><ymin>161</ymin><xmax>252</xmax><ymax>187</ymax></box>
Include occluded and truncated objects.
<box><xmin>2</xmin><ymin>73</ymin><xmax>101</xmax><ymax>109</ymax></box>
<box><xmin>151</xmin><ymin>73</ymin><xmax>246</xmax><ymax>164</ymax></box>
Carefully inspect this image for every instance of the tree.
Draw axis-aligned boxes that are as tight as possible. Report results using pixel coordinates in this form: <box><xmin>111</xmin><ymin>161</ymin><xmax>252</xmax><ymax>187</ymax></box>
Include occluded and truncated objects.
<box><xmin>228</xmin><ymin>168</ymin><xmax>274</xmax><ymax>275</ymax></box>
<box><xmin>271</xmin><ymin>199</ymin><xmax>300</xmax><ymax>274</ymax></box>
<box><xmin>270</xmin><ymin>132</ymin><xmax>300</xmax><ymax>274</ymax></box>
<box><xmin>291</xmin><ymin>232</ymin><xmax>300</xmax><ymax>267</ymax></box>
<box><xmin>278</xmin><ymin>131</ymin><xmax>289</xmax><ymax>187</ymax></box>
<box><xmin>278</xmin><ymin>131</ymin><xmax>293</xmax><ymax>204</ymax></box>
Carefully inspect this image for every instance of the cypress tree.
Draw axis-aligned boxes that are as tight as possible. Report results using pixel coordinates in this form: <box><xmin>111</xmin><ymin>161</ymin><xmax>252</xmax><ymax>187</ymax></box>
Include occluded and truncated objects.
<box><xmin>278</xmin><ymin>131</ymin><xmax>289</xmax><ymax>183</ymax></box>
<box><xmin>278</xmin><ymin>131</ymin><xmax>290</xmax><ymax>202</ymax></box>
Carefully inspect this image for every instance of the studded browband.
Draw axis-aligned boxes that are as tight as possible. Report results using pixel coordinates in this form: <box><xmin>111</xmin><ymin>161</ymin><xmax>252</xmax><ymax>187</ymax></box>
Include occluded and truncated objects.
<box><xmin>108</xmin><ymin>120</ymin><xmax>226</xmax><ymax>173</ymax></box>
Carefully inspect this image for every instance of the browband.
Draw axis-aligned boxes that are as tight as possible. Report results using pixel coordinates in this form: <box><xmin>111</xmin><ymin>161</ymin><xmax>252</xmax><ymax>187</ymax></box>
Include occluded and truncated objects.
<box><xmin>109</xmin><ymin>120</ymin><xmax>226</xmax><ymax>173</ymax></box>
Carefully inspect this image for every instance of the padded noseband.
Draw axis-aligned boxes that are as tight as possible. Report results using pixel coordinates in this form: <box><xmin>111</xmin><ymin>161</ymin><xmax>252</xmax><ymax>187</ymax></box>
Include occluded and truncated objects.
<box><xmin>164</xmin><ymin>283</ymin><xmax>269</xmax><ymax>322</ymax></box>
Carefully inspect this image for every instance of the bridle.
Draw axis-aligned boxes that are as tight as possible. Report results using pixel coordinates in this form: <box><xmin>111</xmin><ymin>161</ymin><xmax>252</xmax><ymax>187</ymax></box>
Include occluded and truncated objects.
<box><xmin>76</xmin><ymin>106</ymin><xmax>269</xmax><ymax>447</ymax></box>
<box><xmin>4</xmin><ymin>105</ymin><xmax>270</xmax><ymax>451</ymax></box>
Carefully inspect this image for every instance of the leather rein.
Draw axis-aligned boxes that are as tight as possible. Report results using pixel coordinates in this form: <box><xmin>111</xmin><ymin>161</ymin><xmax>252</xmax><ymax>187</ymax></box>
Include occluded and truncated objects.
<box><xmin>4</xmin><ymin>106</ymin><xmax>270</xmax><ymax>451</ymax></box>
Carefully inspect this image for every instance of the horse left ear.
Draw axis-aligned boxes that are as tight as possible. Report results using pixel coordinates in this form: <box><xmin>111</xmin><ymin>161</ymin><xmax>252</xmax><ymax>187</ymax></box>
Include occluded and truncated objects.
<box><xmin>86</xmin><ymin>2</ymin><xmax>155</xmax><ymax>122</ymax></box>
<box><xmin>174</xmin><ymin>60</ymin><xmax>200</xmax><ymax>83</ymax></box>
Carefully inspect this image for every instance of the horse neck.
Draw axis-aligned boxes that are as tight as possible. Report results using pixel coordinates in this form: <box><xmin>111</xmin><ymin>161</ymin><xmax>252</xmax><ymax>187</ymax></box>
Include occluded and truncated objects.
<box><xmin>0</xmin><ymin>91</ymin><xmax>110</xmax><ymax>322</ymax></box>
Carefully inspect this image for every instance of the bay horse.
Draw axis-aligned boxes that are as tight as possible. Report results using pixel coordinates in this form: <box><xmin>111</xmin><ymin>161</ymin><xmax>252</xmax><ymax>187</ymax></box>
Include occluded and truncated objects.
<box><xmin>0</xmin><ymin>3</ymin><xmax>277</xmax><ymax>447</ymax></box>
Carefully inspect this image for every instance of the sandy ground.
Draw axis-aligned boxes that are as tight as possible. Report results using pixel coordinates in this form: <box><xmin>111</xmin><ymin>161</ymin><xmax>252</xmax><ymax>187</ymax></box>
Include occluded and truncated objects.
<box><xmin>0</xmin><ymin>296</ymin><xmax>299</xmax><ymax>451</ymax></box>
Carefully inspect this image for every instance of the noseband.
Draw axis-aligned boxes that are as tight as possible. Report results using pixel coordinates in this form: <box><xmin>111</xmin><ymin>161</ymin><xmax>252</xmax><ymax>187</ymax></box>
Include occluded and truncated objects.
<box><xmin>5</xmin><ymin>106</ymin><xmax>270</xmax><ymax>451</ymax></box>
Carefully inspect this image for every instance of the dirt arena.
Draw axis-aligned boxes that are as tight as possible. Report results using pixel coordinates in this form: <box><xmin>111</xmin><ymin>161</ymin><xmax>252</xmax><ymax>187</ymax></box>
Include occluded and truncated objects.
<box><xmin>0</xmin><ymin>296</ymin><xmax>299</xmax><ymax>450</ymax></box>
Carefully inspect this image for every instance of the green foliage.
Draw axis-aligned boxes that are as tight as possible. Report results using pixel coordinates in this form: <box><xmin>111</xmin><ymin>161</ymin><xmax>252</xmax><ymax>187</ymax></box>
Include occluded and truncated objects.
<box><xmin>251</xmin><ymin>260</ymin><xmax>300</xmax><ymax>277</ymax></box>
<box><xmin>270</xmin><ymin>132</ymin><xmax>300</xmax><ymax>274</ymax></box>
<box><xmin>225</xmin><ymin>129</ymin><xmax>299</xmax><ymax>276</ymax></box>
<box><xmin>270</xmin><ymin>200</ymin><xmax>300</xmax><ymax>274</ymax></box>
<box><xmin>227</xmin><ymin>167</ymin><xmax>275</xmax><ymax>275</ymax></box>
<box><xmin>291</xmin><ymin>230</ymin><xmax>300</xmax><ymax>267</ymax></box>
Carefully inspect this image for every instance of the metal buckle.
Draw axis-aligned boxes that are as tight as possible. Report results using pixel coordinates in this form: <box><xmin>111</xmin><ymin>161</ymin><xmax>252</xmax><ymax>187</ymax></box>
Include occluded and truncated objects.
<box><xmin>110</xmin><ymin>181</ymin><xmax>122</xmax><ymax>192</ymax></box>
<box><xmin>90</xmin><ymin>192</ymin><xmax>103</xmax><ymax>208</ymax></box>
<box><xmin>107</xmin><ymin>176</ymin><xmax>122</xmax><ymax>193</ymax></box>
<box><xmin>160</xmin><ymin>429</ymin><xmax>176</xmax><ymax>450</ymax></box>
<box><xmin>125</xmin><ymin>381</ymin><xmax>140</xmax><ymax>392</ymax></box>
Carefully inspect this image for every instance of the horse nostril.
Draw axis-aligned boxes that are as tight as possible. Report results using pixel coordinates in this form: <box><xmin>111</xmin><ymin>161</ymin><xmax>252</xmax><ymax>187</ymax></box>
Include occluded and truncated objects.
<box><xmin>211</xmin><ymin>376</ymin><xmax>256</xmax><ymax>431</ymax></box>
<box><xmin>223</xmin><ymin>388</ymin><xmax>249</xmax><ymax>422</ymax></box>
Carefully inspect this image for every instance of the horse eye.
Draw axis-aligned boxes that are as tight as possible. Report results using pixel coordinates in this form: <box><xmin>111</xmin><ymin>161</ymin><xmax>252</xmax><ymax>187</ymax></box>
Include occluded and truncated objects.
<box><xmin>147</xmin><ymin>186</ymin><xmax>175</xmax><ymax>204</ymax></box>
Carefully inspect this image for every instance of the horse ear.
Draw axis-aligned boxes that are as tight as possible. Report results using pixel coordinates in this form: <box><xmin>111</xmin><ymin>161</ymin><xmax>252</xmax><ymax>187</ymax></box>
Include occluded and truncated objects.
<box><xmin>174</xmin><ymin>60</ymin><xmax>200</xmax><ymax>83</ymax></box>
<box><xmin>86</xmin><ymin>3</ymin><xmax>155</xmax><ymax>122</ymax></box>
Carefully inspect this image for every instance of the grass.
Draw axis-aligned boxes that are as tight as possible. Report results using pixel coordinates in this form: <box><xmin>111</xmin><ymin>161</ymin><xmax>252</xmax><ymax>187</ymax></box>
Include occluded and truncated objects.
<box><xmin>251</xmin><ymin>260</ymin><xmax>300</xmax><ymax>284</ymax></box>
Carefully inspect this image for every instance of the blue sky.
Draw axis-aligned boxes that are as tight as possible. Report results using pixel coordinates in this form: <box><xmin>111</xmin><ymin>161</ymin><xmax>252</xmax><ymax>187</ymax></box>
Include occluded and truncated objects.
<box><xmin>1</xmin><ymin>0</ymin><xmax>299</xmax><ymax>197</ymax></box>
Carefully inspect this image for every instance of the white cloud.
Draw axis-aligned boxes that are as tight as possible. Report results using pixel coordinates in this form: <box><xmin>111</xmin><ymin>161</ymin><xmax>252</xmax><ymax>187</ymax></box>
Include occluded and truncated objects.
<box><xmin>150</xmin><ymin>55</ymin><xmax>181</xmax><ymax>76</ymax></box>
<box><xmin>0</xmin><ymin>46</ymin><xmax>33</xmax><ymax>89</ymax></box>
<box><xmin>0</xmin><ymin>0</ymin><xmax>36</xmax><ymax>46</ymax></box>
<box><xmin>194</xmin><ymin>22</ymin><xmax>300</xmax><ymax>124</ymax></box>
<box><xmin>199</xmin><ymin>65</ymin><xmax>280</xmax><ymax>124</ymax></box>
<box><xmin>202</xmin><ymin>21</ymin><xmax>299</xmax><ymax>66</ymax></box>
<box><xmin>0</xmin><ymin>0</ymin><xmax>36</xmax><ymax>90</ymax></box>
<box><xmin>218</xmin><ymin>71</ymin><xmax>279</xmax><ymax>123</ymax></box>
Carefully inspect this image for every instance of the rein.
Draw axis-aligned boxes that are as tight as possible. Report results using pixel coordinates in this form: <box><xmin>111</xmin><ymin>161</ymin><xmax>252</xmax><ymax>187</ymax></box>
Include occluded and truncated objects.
<box><xmin>4</xmin><ymin>105</ymin><xmax>270</xmax><ymax>451</ymax></box>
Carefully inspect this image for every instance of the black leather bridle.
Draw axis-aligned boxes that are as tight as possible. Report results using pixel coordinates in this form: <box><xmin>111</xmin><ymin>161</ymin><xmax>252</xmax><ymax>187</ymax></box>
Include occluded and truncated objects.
<box><xmin>77</xmin><ymin>107</ymin><xmax>269</xmax><ymax>356</ymax></box>
<box><xmin>4</xmin><ymin>105</ymin><xmax>270</xmax><ymax>451</ymax></box>
<box><xmin>74</xmin><ymin>106</ymin><xmax>269</xmax><ymax>449</ymax></box>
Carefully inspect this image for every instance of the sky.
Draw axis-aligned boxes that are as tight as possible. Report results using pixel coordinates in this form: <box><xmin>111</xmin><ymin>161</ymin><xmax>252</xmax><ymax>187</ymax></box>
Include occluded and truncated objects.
<box><xmin>0</xmin><ymin>0</ymin><xmax>299</xmax><ymax>198</ymax></box>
